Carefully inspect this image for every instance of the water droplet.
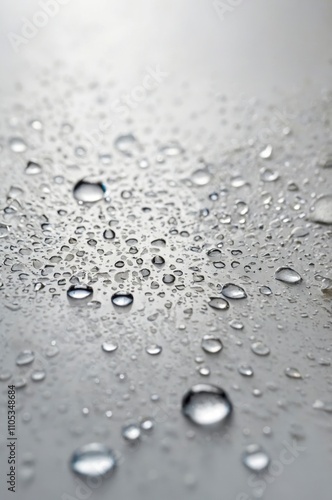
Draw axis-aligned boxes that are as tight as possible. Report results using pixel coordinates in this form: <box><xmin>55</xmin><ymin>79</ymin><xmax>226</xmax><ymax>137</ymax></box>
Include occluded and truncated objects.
<box><xmin>0</xmin><ymin>223</ymin><xmax>10</xmax><ymax>238</ymax></box>
<box><xmin>260</xmin><ymin>167</ymin><xmax>279</xmax><ymax>182</ymax></box>
<box><xmin>103</xmin><ymin>229</ymin><xmax>115</xmax><ymax>240</ymax></box>
<box><xmin>191</xmin><ymin>168</ymin><xmax>211</xmax><ymax>186</ymax></box>
<box><xmin>285</xmin><ymin>367</ymin><xmax>302</xmax><ymax>379</ymax></box>
<box><xmin>16</xmin><ymin>350</ymin><xmax>35</xmax><ymax>366</ymax></box>
<box><xmin>251</xmin><ymin>342</ymin><xmax>270</xmax><ymax>356</ymax></box>
<box><xmin>67</xmin><ymin>284</ymin><xmax>93</xmax><ymax>301</ymax></box>
<box><xmin>259</xmin><ymin>286</ymin><xmax>272</xmax><ymax>295</ymax></box>
<box><xmin>162</xmin><ymin>274</ymin><xmax>175</xmax><ymax>284</ymax></box>
<box><xmin>152</xmin><ymin>255</ymin><xmax>165</xmax><ymax>266</ymax></box>
<box><xmin>9</xmin><ymin>137</ymin><xmax>27</xmax><ymax>153</ymax></box>
<box><xmin>242</xmin><ymin>444</ymin><xmax>270</xmax><ymax>472</ymax></box>
<box><xmin>122</xmin><ymin>424</ymin><xmax>141</xmax><ymax>442</ymax></box>
<box><xmin>102</xmin><ymin>342</ymin><xmax>118</xmax><ymax>353</ymax></box>
<box><xmin>182</xmin><ymin>384</ymin><xmax>232</xmax><ymax>426</ymax></box>
<box><xmin>114</xmin><ymin>134</ymin><xmax>138</xmax><ymax>156</ymax></box>
<box><xmin>201</xmin><ymin>335</ymin><xmax>223</xmax><ymax>354</ymax></box>
<box><xmin>31</xmin><ymin>370</ymin><xmax>46</xmax><ymax>382</ymax></box>
<box><xmin>275</xmin><ymin>267</ymin><xmax>302</xmax><ymax>284</ymax></box>
<box><xmin>238</xmin><ymin>364</ymin><xmax>254</xmax><ymax>377</ymax></box>
<box><xmin>146</xmin><ymin>344</ymin><xmax>162</xmax><ymax>355</ymax></box>
<box><xmin>208</xmin><ymin>297</ymin><xmax>230</xmax><ymax>310</ymax></box>
<box><xmin>25</xmin><ymin>161</ymin><xmax>42</xmax><ymax>175</ymax></box>
<box><xmin>259</xmin><ymin>145</ymin><xmax>272</xmax><ymax>159</ymax></box>
<box><xmin>160</xmin><ymin>141</ymin><xmax>184</xmax><ymax>156</ymax></box>
<box><xmin>111</xmin><ymin>292</ymin><xmax>134</xmax><ymax>307</ymax></box>
<box><xmin>73</xmin><ymin>179</ymin><xmax>106</xmax><ymax>203</ymax></box>
<box><xmin>140</xmin><ymin>418</ymin><xmax>154</xmax><ymax>431</ymax></box>
<box><xmin>309</xmin><ymin>195</ymin><xmax>332</xmax><ymax>225</ymax></box>
<box><xmin>221</xmin><ymin>283</ymin><xmax>247</xmax><ymax>299</ymax></box>
<box><xmin>70</xmin><ymin>443</ymin><xmax>116</xmax><ymax>478</ymax></box>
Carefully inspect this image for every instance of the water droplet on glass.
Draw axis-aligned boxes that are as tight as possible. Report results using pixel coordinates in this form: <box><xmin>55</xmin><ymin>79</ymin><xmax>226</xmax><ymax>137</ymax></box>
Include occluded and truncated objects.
<box><xmin>9</xmin><ymin>137</ymin><xmax>27</xmax><ymax>153</ymax></box>
<box><xmin>259</xmin><ymin>286</ymin><xmax>272</xmax><ymax>295</ymax></box>
<box><xmin>259</xmin><ymin>145</ymin><xmax>272</xmax><ymax>159</ymax></box>
<box><xmin>0</xmin><ymin>223</ymin><xmax>10</xmax><ymax>238</ymax></box>
<box><xmin>146</xmin><ymin>344</ymin><xmax>162</xmax><ymax>355</ymax></box>
<box><xmin>160</xmin><ymin>141</ymin><xmax>184</xmax><ymax>156</ymax></box>
<box><xmin>242</xmin><ymin>444</ymin><xmax>270</xmax><ymax>472</ymax></box>
<box><xmin>251</xmin><ymin>342</ymin><xmax>270</xmax><ymax>356</ymax></box>
<box><xmin>208</xmin><ymin>297</ymin><xmax>230</xmax><ymax>310</ymax></box>
<box><xmin>182</xmin><ymin>384</ymin><xmax>232</xmax><ymax>426</ymax></box>
<box><xmin>102</xmin><ymin>342</ymin><xmax>118</xmax><ymax>353</ymax></box>
<box><xmin>260</xmin><ymin>167</ymin><xmax>279</xmax><ymax>182</ymax></box>
<box><xmin>103</xmin><ymin>229</ymin><xmax>115</xmax><ymax>240</ymax></box>
<box><xmin>31</xmin><ymin>370</ymin><xmax>46</xmax><ymax>382</ymax></box>
<box><xmin>162</xmin><ymin>274</ymin><xmax>175</xmax><ymax>284</ymax></box>
<box><xmin>122</xmin><ymin>424</ymin><xmax>141</xmax><ymax>442</ymax></box>
<box><xmin>25</xmin><ymin>161</ymin><xmax>42</xmax><ymax>175</ymax></box>
<box><xmin>238</xmin><ymin>364</ymin><xmax>254</xmax><ymax>377</ymax></box>
<box><xmin>16</xmin><ymin>350</ymin><xmax>35</xmax><ymax>366</ymax></box>
<box><xmin>275</xmin><ymin>267</ymin><xmax>302</xmax><ymax>284</ymax></box>
<box><xmin>67</xmin><ymin>284</ymin><xmax>93</xmax><ymax>301</ymax></box>
<box><xmin>70</xmin><ymin>443</ymin><xmax>116</xmax><ymax>478</ymax></box>
<box><xmin>221</xmin><ymin>283</ymin><xmax>247</xmax><ymax>299</ymax></box>
<box><xmin>73</xmin><ymin>179</ymin><xmax>106</xmax><ymax>203</ymax></box>
<box><xmin>285</xmin><ymin>367</ymin><xmax>302</xmax><ymax>379</ymax></box>
<box><xmin>111</xmin><ymin>292</ymin><xmax>134</xmax><ymax>307</ymax></box>
<box><xmin>201</xmin><ymin>335</ymin><xmax>223</xmax><ymax>354</ymax></box>
<box><xmin>114</xmin><ymin>134</ymin><xmax>138</xmax><ymax>156</ymax></box>
<box><xmin>191</xmin><ymin>168</ymin><xmax>211</xmax><ymax>186</ymax></box>
<box><xmin>309</xmin><ymin>195</ymin><xmax>332</xmax><ymax>225</ymax></box>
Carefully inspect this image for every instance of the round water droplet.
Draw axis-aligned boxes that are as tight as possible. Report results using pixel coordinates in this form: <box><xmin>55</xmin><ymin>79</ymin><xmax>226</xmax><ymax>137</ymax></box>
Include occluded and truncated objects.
<box><xmin>208</xmin><ymin>297</ymin><xmax>230</xmax><ymax>310</ymax></box>
<box><xmin>31</xmin><ymin>369</ymin><xmax>46</xmax><ymax>382</ymax></box>
<box><xmin>70</xmin><ymin>443</ymin><xmax>116</xmax><ymax>478</ymax></box>
<box><xmin>259</xmin><ymin>286</ymin><xmax>272</xmax><ymax>295</ymax></box>
<box><xmin>259</xmin><ymin>145</ymin><xmax>273</xmax><ymax>159</ymax></box>
<box><xmin>162</xmin><ymin>274</ymin><xmax>175</xmax><ymax>284</ymax></box>
<box><xmin>73</xmin><ymin>179</ymin><xmax>106</xmax><ymax>203</ymax></box>
<box><xmin>242</xmin><ymin>444</ymin><xmax>270</xmax><ymax>472</ymax></box>
<box><xmin>9</xmin><ymin>137</ymin><xmax>27</xmax><ymax>153</ymax></box>
<box><xmin>251</xmin><ymin>342</ymin><xmax>270</xmax><ymax>356</ymax></box>
<box><xmin>309</xmin><ymin>195</ymin><xmax>332</xmax><ymax>225</ymax></box>
<box><xmin>221</xmin><ymin>283</ymin><xmax>247</xmax><ymax>299</ymax></box>
<box><xmin>201</xmin><ymin>335</ymin><xmax>223</xmax><ymax>354</ymax></box>
<box><xmin>275</xmin><ymin>267</ymin><xmax>302</xmax><ymax>284</ymax></box>
<box><xmin>140</xmin><ymin>418</ymin><xmax>154</xmax><ymax>431</ymax></box>
<box><xmin>16</xmin><ymin>350</ymin><xmax>35</xmax><ymax>366</ymax></box>
<box><xmin>191</xmin><ymin>168</ymin><xmax>211</xmax><ymax>186</ymax></box>
<box><xmin>25</xmin><ymin>161</ymin><xmax>42</xmax><ymax>175</ymax></box>
<box><xmin>102</xmin><ymin>342</ymin><xmax>118</xmax><ymax>353</ymax></box>
<box><xmin>238</xmin><ymin>364</ymin><xmax>254</xmax><ymax>377</ymax></box>
<box><xmin>103</xmin><ymin>229</ymin><xmax>115</xmax><ymax>240</ymax></box>
<box><xmin>146</xmin><ymin>344</ymin><xmax>162</xmax><ymax>355</ymax></box>
<box><xmin>160</xmin><ymin>141</ymin><xmax>184</xmax><ymax>156</ymax></box>
<box><xmin>182</xmin><ymin>384</ymin><xmax>232</xmax><ymax>426</ymax></box>
<box><xmin>67</xmin><ymin>284</ymin><xmax>93</xmax><ymax>301</ymax></box>
<box><xmin>111</xmin><ymin>292</ymin><xmax>134</xmax><ymax>307</ymax></box>
<box><xmin>122</xmin><ymin>424</ymin><xmax>141</xmax><ymax>442</ymax></box>
<box><xmin>285</xmin><ymin>367</ymin><xmax>302</xmax><ymax>379</ymax></box>
<box><xmin>114</xmin><ymin>134</ymin><xmax>137</xmax><ymax>156</ymax></box>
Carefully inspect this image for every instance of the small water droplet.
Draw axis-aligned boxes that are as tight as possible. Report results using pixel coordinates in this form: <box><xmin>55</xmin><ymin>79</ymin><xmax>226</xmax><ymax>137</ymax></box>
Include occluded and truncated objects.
<box><xmin>122</xmin><ymin>424</ymin><xmax>141</xmax><ymax>442</ymax></box>
<box><xmin>102</xmin><ymin>342</ymin><xmax>118</xmax><ymax>353</ymax></box>
<box><xmin>146</xmin><ymin>344</ymin><xmax>162</xmax><ymax>355</ymax></box>
<box><xmin>259</xmin><ymin>145</ymin><xmax>272</xmax><ymax>159</ymax></box>
<box><xmin>160</xmin><ymin>141</ymin><xmax>184</xmax><ymax>156</ymax></box>
<box><xmin>208</xmin><ymin>297</ymin><xmax>230</xmax><ymax>310</ymax></box>
<box><xmin>260</xmin><ymin>167</ymin><xmax>279</xmax><ymax>182</ymax></box>
<box><xmin>251</xmin><ymin>342</ymin><xmax>270</xmax><ymax>356</ymax></box>
<box><xmin>221</xmin><ymin>283</ymin><xmax>247</xmax><ymax>299</ymax></box>
<box><xmin>242</xmin><ymin>444</ymin><xmax>270</xmax><ymax>472</ymax></box>
<box><xmin>238</xmin><ymin>364</ymin><xmax>254</xmax><ymax>377</ymax></box>
<box><xmin>309</xmin><ymin>195</ymin><xmax>332</xmax><ymax>225</ymax></box>
<box><xmin>162</xmin><ymin>274</ymin><xmax>175</xmax><ymax>284</ymax></box>
<box><xmin>111</xmin><ymin>292</ymin><xmax>134</xmax><ymax>307</ymax></box>
<box><xmin>191</xmin><ymin>168</ymin><xmax>211</xmax><ymax>186</ymax></box>
<box><xmin>114</xmin><ymin>134</ymin><xmax>138</xmax><ymax>156</ymax></box>
<box><xmin>25</xmin><ymin>161</ymin><xmax>42</xmax><ymax>175</ymax></box>
<box><xmin>9</xmin><ymin>137</ymin><xmax>27</xmax><ymax>153</ymax></box>
<box><xmin>285</xmin><ymin>367</ymin><xmax>302</xmax><ymax>379</ymax></box>
<box><xmin>182</xmin><ymin>384</ymin><xmax>232</xmax><ymax>426</ymax></box>
<box><xmin>103</xmin><ymin>229</ymin><xmax>116</xmax><ymax>240</ymax></box>
<box><xmin>16</xmin><ymin>350</ymin><xmax>35</xmax><ymax>366</ymax></box>
<box><xmin>259</xmin><ymin>286</ymin><xmax>272</xmax><ymax>295</ymax></box>
<box><xmin>31</xmin><ymin>370</ymin><xmax>46</xmax><ymax>382</ymax></box>
<box><xmin>70</xmin><ymin>443</ymin><xmax>116</xmax><ymax>478</ymax></box>
<box><xmin>275</xmin><ymin>267</ymin><xmax>302</xmax><ymax>284</ymax></box>
<box><xmin>0</xmin><ymin>223</ymin><xmax>10</xmax><ymax>238</ymax></box>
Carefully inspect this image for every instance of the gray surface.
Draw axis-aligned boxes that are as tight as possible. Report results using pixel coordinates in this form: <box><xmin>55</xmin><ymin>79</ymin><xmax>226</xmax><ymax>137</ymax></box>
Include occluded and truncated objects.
<box><xmin>0</xmin><ymin>1</ymin><xmax>332</xmax><ymax>499</ymax></box>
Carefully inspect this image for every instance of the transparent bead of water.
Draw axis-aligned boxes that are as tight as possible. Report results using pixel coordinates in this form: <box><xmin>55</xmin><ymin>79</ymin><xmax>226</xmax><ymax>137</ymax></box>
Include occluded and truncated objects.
<box><xmin>285</xmin><ymin>367</ymin><xmax>302</xmax><ymax>379</ymax></box>
<box><xmin>67</xmin><ymin>284</ymin><xmax>93</xmax><ymax>301</ymax></box>
<box><xmin>201</xmin><ymin>335</ymin><xmax>223</xmax><ymax>354</ymax></box>
<box><xmin>182</xmin><ymin>384</ymin><xmax>232</xmax><ymax>426</ymax></box>
<box><xmin>242</xmin><ymin>444</ymin><xmax>270</xmax><ymax>472</ymax></box>
<box><xmin>238</xmin><ymin>364</ymin><xmax>254</xmax><ymax>377</ymax></box>
<box><xmin>309</xmin><ymin>195</ymin><xmax>332</xmax><ymax>225</ymax></box>
<box><xmin>275</xmin><ymin>267</ymin><xmax>302</xmax><ymax>284</ymax></box>
<box><xmin>221</xmin><ymin>283</ymin><xmax>247</xmax><ymax>299</ymax></box>
<box><xmin>102</xmin><ymin>342</ymin><xmax>118</xmax><ymax>353</ymax></box>
<box><xmin>251</xmin><ymin>342</ymin><xmax>270</xmax><ymax>356</ymax></box>
<box><xmin>73</xmin><ymin>179</ymin><xmax>106</xmax><ymax>203</ymax></box>
<box><xmin>25</xmin><ymin>161</ymin><xmax>42</xmax><ymax>175</ymax></box>
<box><xmin>208</xmin><ymin>297</ymin><xmax>230</xmax><ymax>310</ymax></box>
<box><xmin>122</xmin><ymin>424</ymin><xmax>141</xmax><ymax>442</ymax></box>
<box><xmin>146</xmin><ymin>344</ymin><xmax>162</xmax><ymax>355</ymax></box>
<box><xmin>191</xmin><ymin>168</ymin><xmax>211</xmax><ymax>186</ymax></box>
<box><xmin>16</xmin><ymin>350</ymin><xmax>35</xmax><ymax>366</ymax></box>
<box><xmin>111</xmin><ymin>292</ymin><xmax>134</xmax><ymax>307</ymax></box>
<box><xmin>70</xmin><ymin>443</ymin><xmax>116</xmax><ymax>478</ymax></box>
<box><xmin>9</xmin><ymin>137</ymin><xmax>27</xmax><ymax>152</ymax></box>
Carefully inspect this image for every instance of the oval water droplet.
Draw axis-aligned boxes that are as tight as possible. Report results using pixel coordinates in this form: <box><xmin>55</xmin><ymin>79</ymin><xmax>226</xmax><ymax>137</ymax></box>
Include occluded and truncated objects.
<box><xmin>102</xmin><ymin>342</ymin><xmax>118</xmax><ymax>353</ymax></box>
<box><xmin>242</xmin><ymin>444</ymin><xmax>270</xmax><ymax>472</ymax></box>
<box><xmin>16</xmin><ymin>350</ymin><xmax>35</xmax><ymax>366</ymax></box>
<box><xmin>238</xmin><ymin>364</ymin><xmax>254</xmax><ymax>377</ymax></box>
<box><xmin>111</xmin><ymin>292</ymin><xmax>134</xmax><ymax>307</ymax></box>
<box><xmin>309</xmin><ymin>195</ymin><xmax>332</xmax><ymax>225</ymax></box>
<box><xmin>67</xmin><ymin>284</ymin><xmax>93</xmax><ymax>301</ymax></box>
<box><xmin>285</xmin><ymin>367</ymin><xmax>302</xmax><ymax>379</ymax></box>
<box><xmin>122</xmin><ymin>424</ymin><xmax>141</xmax><ymax>442</ymax></box>
<box><xmin>208</xmin><ymin>297</ymin><xmax>230</xmax><ymax>310</ymax></box>
<box><xmin>103</xmin><ymin>229</ymin><xmax>115</xmax><ymax>240</ymax></box>
<box><xmin>114</xmin><ymin>134</ymin><xmax>138</xmax><ymax>156</ymax></box>
<box><xmin>191</xmin><ymin>168</ymin><xmax>211</xmax><ymax>186</ymax></box>
<box><xmin>251</xmin><ymin>342</ymin><xmax>270</xmax><ymax>356</ymax></box>
<box><xmin>201</xmin><ymin>335</ymin><xmax>223</xmax><ymax>354</ymax></box>
<box><xmin>9</xmin><ymin>137</ymin><xmax>27</xmax><ymax>153</ymax></box>
<box><xmin>275</xmin><ymin>267</ymin><xmax>302</xmax><ymax>284</ymax></box>
<box><xmin>73</xmin><ymin>180</ymin><xmax>106</xmax><ymax>203</ymax></box>
<box><xmin>25</xmin><ymin>161</ymin><xmax>42</xmax><ymax>175</ymax></box>
<box><xmin>182</xmin><ymin>384</ymin><xmax>232</xmax><ymax>426</ymax></box>
<box><xmin>221</xmin><ymin>283</ymin><xmax>247</xmax><ymax>299</ymax></box>
<box><xmin>146</xmin><ymin>344</ymin><xmax>162</xmax><ymax>355</ymax></box>
<box><xmin>0</xmin><ymin>223</ymin><xmax>10</xmax><ymax>238</ymax></box>
<box><xmin>70</xmin><ymin>443</ymin><xmax>116</xmax><ymax>478</ymax></box>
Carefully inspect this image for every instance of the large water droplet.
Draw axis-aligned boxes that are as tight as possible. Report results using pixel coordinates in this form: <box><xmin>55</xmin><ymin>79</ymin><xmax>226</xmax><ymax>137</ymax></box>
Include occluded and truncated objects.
<box><xmin>309</xmin><ymin>195</ymin><xmax>332</xmax><ymax>225</ymax></box>
<box><xmin>73</xmin><ymin>180</ymin><xmax>106</xmax><ymax>203</ymax></box>
<box><xmin>221</xmin><ymin>283</ymin><xmax>247</xmax><ymax>299</ymax></box>
<box><xmin>67</xmin><ymin>284</ymin><xmax>93</xmax><ymax>301</ymax></box>
<box><xmin>242</xmin><ymin>444</ymin><xmax>270</xmax><ymax>472</ymax></box>
<box><xmin>16</xmin><ymin>350</ymin><xmax>35</xmax><ymax>366</ymax></box>
<box><xmin>111</xmin><ymin>292</ymin><xmax>134</xmax><ymax>307</ymax></box>
<box><xmin>70</xmin><ymin>443</ymin><xmax>116</xmax><ymax>478</ymax></box>
<box><xmin>275</xmin><ymin>267</ymin><xmax>302</xmax><ymax>284</ymax></box>
<box><xmin>201</xmin><ymin>335</ymin><xmax>223</xmax><ymax>354</ymax></box>
<box><xmin>251</xmin><ymin>342</ymin><xmax>270</xmax><ymax>356</ymax></box>
<box><xmin>182</xmin><ymin>384</ymin><xmax>232</xmax><ymax>426</ymax></box>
